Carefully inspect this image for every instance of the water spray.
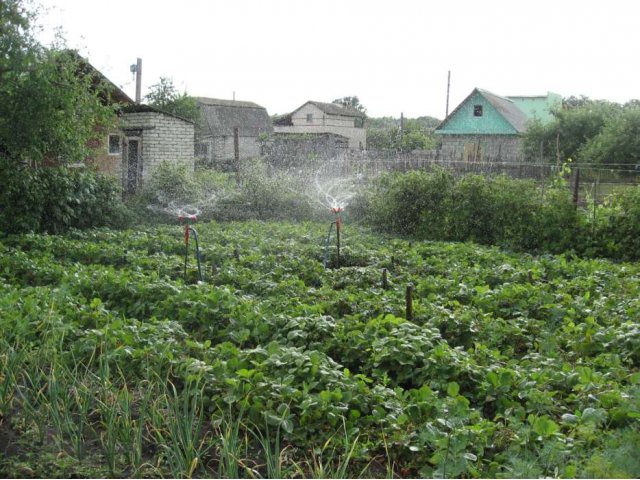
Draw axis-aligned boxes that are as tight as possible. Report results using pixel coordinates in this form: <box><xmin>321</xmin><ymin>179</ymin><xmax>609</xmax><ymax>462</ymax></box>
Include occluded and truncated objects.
<box><xmin>323</xmin><ymin>206</ymin><xmax>343</xmax><ymax>268</ymax></box>
<box><xmin>179</xmin><ymin>213</ymin><xmax>204</xmax><ymax>283</ymax></box>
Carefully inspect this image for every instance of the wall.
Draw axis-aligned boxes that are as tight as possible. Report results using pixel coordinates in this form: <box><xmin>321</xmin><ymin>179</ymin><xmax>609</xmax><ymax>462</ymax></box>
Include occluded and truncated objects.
<box><xmin>265</xmin><ymin>133</ymin><xmax>349</xmax><ymax>168</ymax></box>
<box><xmin>439</xmin><ymin>134</ymin><xmax>524</xmax><ymax>162</ymax></box>
<box><xmin>291</xmin><ymin>103</ymin><xmax>354</xmax><ymax>128</ymax></box>
<box><xmin>119</xmin><ymin>111</ymin><xmax>195</xmax><ymax>182</ymax></box>
<box><xmin>196</xmin><ymin>135</ymin><xmax>262</xmax><ymax>169</ymax></box>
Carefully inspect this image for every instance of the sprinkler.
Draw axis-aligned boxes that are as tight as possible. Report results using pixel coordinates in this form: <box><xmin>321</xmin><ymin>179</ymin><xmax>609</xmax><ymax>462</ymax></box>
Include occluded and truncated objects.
<box><xmin>323</xmin><ymin>206</ymin><xmax>343</xmax><ymax>268</ymax></box>
<box><xmin>179</xmin><ymin>214</ymin><xmax>204</xmax><ymax>283</ymax></box>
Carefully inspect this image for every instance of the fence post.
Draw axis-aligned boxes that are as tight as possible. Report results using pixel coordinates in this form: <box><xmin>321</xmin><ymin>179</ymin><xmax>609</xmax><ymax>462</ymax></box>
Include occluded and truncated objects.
<box><xmin>405</xmin><ymin>283</ymin><xmax>414</xmax><ymax>321</ymax></box>
<box><xmin>573</xmin><ymin>168</ymin><xmax>581</xmax><ymax>207</ymax></box>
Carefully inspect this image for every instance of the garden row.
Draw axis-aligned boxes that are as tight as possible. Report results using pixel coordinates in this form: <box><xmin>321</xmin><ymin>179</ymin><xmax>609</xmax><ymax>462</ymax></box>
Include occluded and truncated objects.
<box><xmin>0</xmin><ymin>221</ymin><xmax>639</xmax><ymax>477</ymax></box>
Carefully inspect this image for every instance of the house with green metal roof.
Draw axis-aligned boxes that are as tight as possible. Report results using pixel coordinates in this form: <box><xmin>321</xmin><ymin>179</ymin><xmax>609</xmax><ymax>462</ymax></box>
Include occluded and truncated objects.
<box><xmin>435</xmin><ymin>88</ymin><xmax>561</xmax><ymax>162</ymax></box>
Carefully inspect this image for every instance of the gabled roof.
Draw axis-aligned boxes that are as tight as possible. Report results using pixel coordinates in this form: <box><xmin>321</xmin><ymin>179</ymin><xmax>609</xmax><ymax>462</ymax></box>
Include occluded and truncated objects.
<box><xmin>195</xmin><ymin>97</ymin><xmax>264</xmax><ymax>109</ymax></box>
<box><xmin>64</xmin><ymin>50</ymin><xmax>134</xmax><ymax>105</ymax></box>
<box><xmin>479</xmin><ymin>89</ymin><xmax>530</xmax><ymax>132</ymax></box>
<box><xmin>293</xmin><ymin>101</ymin><xmax>366</xmax><ymax>118</ymax></box>
<box><xmin>195</xmin><ymin>97</ymin><xmax>272</xmax><ymax>137</ymax></box>
<box><xmin>435</xmin><ymin>88</ymin><xmax>559</xmax><ymax>135</ymax></box>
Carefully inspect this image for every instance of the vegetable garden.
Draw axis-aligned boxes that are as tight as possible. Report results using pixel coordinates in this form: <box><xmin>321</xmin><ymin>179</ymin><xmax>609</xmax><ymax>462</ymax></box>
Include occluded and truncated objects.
<box><xmin>0</xmin><ymin>220</ymin><xmax>639</xmax><ymax>478</ymax></box>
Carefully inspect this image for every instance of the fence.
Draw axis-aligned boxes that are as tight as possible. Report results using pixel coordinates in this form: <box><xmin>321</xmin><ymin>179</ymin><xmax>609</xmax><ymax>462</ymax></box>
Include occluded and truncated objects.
<box><xmin>333</xmin><ymin>151</ymin><xmax>640</xmax><ymax>205</ymax></box>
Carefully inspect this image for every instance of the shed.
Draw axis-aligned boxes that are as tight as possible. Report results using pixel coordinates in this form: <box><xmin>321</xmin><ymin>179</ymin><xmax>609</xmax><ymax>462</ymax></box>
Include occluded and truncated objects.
<box><xmin>194</xmin><ymin>97</ymin><xmax>272</xmax><ymax>168</ymax></box>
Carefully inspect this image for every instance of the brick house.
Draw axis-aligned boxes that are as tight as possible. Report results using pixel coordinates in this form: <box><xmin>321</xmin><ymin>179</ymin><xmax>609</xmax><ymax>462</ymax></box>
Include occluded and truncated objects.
<box><xmin>80</xmin><ymin>56</ymin><xmax>195</xmax><ymax>195</ymax></box>
<box><xmin>273</xmin><ymin>101</ymin><xmax>367</xmax><ymax>150</ymax></box>
<box><xmin>435</xmin><ymin>88</ymin><xmax>560</xmax><ymax>162</ymax></box>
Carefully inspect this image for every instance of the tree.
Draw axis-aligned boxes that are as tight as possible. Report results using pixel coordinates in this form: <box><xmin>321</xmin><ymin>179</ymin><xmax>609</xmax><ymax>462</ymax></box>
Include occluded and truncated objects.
<box><xmin>522</xmin><ymin>97</ymin><xmax>621</xmax><ymax>163</ymax></box>
<box><xmin>145</xmin><ymin>77</ymin><xmax>199</xmax><ymax>122</ymax></box>
<box><xmin>332</xmin><ymin>96</ymin><xmax>367</xmax><ymax>115</ymax></box>
<box><xmin>0</xmin><ymin>0</ymin><xmax>117</xmax><ymax>166</ymax></box>
<box><xmin>367</xmin><ymin>116</ymin><xmax>439</xmax><ymax>151</ymax></box>
<box><xmin>579</xmin><ymin>105</ymin><xmax>640</xmax><ymax>167</ymax></box>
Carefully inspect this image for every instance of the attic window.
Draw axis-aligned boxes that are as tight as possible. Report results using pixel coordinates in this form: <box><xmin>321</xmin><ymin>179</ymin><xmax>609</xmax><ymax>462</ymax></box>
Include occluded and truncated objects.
<box><xmin>306</xmin><ymin>113</ymin><xmax>313</xmax><ymax>123</ymax></box>
<box><xmin>108</xmin><ymin>134</ymin><xmax>121</xmax><ymax>155</ymax></box>
<box><xmin>473</xmin><ymin>105</ymin><xmax>483</xmax><ymax>117</ymax></box>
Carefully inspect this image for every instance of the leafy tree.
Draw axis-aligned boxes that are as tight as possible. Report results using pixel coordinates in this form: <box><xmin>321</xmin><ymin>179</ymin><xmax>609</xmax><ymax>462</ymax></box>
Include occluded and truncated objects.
<box><xmin>367</xmin><ymin>117</ymin><xmax>439</xmax><ymax>151</ymax></box>
<box><xmin>522</xmin><ymin>97</ymin><xmax>621</xmax><ymax>163</ymax></box>
<box><xmin>145</xmin><ymin>77</ymin><xmax>199</xmax><ymax>122</ymax></box>
<box><xmin>332</xmin><ymin>96</ymin><xmax>367</xmax><ymax>115</ymax></box>
<box><xmin>0</xmin><ymin>0</ymin><xmax>116</xmax><ymax>165</ymax></box>
<box><xmin>579</xmin><ymin>105</ymin><xmax>640</xmax><ymax>166</ymax></box>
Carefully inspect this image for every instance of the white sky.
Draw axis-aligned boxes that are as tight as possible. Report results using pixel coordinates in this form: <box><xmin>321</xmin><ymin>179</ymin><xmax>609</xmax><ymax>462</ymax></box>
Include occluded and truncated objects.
<box><xmin>37</xmin><ymin>0</ymin><xmax>639</xmax><ymax>119</ymax></box>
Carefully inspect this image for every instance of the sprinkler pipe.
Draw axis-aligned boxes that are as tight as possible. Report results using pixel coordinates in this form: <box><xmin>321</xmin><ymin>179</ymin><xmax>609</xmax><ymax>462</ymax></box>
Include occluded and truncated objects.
<box><xmin>179</xmin><ymin>214</ymin><xmax>204</xmax><ymax>282</ymax></box>
<box><xmin>323</xmin><ymin>207</ymin><xmax>343</xmax><ymax>268</ymax></box>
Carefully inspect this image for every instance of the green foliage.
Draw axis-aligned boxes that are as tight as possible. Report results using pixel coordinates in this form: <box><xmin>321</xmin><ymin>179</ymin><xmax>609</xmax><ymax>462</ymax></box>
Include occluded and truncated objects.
<box><xmin>0</xmin><ymin>159</ymin><xmax>132</xmax><ymax>234</ymax></box>
<box><xmin>145</xmin><ymin>77</ymin><xmax>200</xmax><ymax>122</ymax></box>
<box><xmin>332</xmin><ymin>96</ymin><xmax>367</xmax><ymax>115</ymax></box>
<box><xmin>367</xmin><ymin>117</ymin><xmax>439</xmax><ymax>151</ymax></box>
<box><xmin>579</xmin><ymin>105</ymin><xmax>640</xmax><ymax>166</ymax></box>
<box><xmin>586</xmin><ymin>185</ymin><xmax>640</xmax><ymax>259</ymax></box>
<box><xmin>522</xmin><ymin>97</ymin><xmax>625</xmax><ymax>164</ymax></box>
<box><xmin>0</xmin><ymin>1</ymin><xmax>117</xmax><ymax>164</ymax></box>
<box><xmin>358</xmin><ymin>170</ymin><xmax>579</xmax><ymax>253</ymax></box>
<box><xmin>1</xmin><ymin>221</ymin><xmax>640</xmax><ymax>477</ymax></box>
<box><xmin>218</xmin><ymin>159</ymin><xmax>319</xmax><ymax>222</ymax></box>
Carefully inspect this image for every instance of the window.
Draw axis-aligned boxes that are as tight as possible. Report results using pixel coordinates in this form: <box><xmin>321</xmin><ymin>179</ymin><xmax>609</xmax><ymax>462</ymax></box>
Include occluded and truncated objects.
<box><xmin>108</xmin><ymin>134</ymin><xmax>121</xmax><ymax>155</ymax></box>
<box><xmin>195</xmin><ymin>143</ymin><xmax>208</xmax><ymax>156</ymax></box>
<box><xmin>306</xmin><ymin>113</ymin><xmax>313</xmax><ymax>123</ymax></box>
<box><xmin>473</xmin><ymin>105</ymin><xmax>483</xmax><ymax>117</ymax></box>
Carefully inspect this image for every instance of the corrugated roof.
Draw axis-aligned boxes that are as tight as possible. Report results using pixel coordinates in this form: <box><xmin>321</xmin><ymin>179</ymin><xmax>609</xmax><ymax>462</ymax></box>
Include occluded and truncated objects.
<box><xmin>195</xmin><ymin>97</ymin><xmax>272</xmax><ymax>137</ymax></box>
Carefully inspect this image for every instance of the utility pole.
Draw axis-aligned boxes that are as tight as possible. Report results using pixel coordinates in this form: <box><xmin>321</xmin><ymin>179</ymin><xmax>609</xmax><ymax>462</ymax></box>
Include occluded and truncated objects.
<box><xmin>135</xmin><ymin>58</ymin><xmax>142</xmax><ymax>103</ymax></box>
<box><xmin>445</xmin><ymin>70</ymin><xmax>451</xmax><ymax>117</ymax></box>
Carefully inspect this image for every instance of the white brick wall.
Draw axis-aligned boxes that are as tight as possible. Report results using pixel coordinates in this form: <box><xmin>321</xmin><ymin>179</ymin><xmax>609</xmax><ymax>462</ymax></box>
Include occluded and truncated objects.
<box><xmin>120</xmin><ymin>112</ymin><xmax>195</xmax><ymax>181</ymax></box>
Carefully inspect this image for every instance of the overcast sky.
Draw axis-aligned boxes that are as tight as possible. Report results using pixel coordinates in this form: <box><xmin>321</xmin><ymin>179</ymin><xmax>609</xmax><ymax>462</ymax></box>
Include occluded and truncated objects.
<box><xmin>38</xmin><ymin>0</ymin><xmax>639</xmax><ymax>119</ymax></box>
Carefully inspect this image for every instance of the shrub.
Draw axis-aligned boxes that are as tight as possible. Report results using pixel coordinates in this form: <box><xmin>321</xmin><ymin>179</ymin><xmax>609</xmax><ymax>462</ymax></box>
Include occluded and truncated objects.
<box><xmin>216</xmin><ymin>159</ymin><xmax>320</xmax><ymax>222</ymax></box>
<box><xmin>356</xmin><ymin>170</ymin><xmax>580</xmax><ymax>254</ymax></box>
<box><xmin>362</xmin><ymin>169</ymin><xmax>453</xmax><ymax>237</ymax></box>
<box><xmin>587</xmin><ymin>185</ymin><xmax>640</xmax><ymax>260</ymax></box>
<box><xmin>0</xmin><ymin>159</ymin><xmax>131</xmax><ymax>235</ymax></box>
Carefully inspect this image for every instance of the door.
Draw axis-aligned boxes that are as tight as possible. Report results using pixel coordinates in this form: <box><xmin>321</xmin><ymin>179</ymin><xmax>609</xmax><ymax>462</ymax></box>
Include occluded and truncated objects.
<box><xmin>125</xmin><ymin>138</ymin><xmax>141</xmax><ymax>195</ymax></box>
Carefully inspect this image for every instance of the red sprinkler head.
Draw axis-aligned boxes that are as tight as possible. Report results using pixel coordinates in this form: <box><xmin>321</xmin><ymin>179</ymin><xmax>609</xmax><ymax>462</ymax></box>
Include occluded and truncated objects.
<box><xmin>179</xmin><ymin>214</ymin><xmax>198</xmax><ymax>223</ymax></box>
<box><xmin>330</xmin><ymin>207</ymin><xmax>344</xmax><ymax>214</ymax></box>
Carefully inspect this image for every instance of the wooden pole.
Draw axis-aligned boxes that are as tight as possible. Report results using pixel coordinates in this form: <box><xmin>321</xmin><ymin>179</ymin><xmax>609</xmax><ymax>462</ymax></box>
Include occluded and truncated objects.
<box><xmin>382</xmin><ymin>268</ymin><xmax>388</xmax><ymax>289</ymax></box>
<box><xmin>234</xmin><ymin>126</ymin><xmax>240</xmax><ymax>186</ymax></box>
<box><xmin>573</xmin><ymin>168</ymin><xmax>580</xmax><ymax>207</ymax></box>
<box><xmin>405</xmin><ymin>283</ymin><xmax>414</xmax><ymax>321</ymax></box>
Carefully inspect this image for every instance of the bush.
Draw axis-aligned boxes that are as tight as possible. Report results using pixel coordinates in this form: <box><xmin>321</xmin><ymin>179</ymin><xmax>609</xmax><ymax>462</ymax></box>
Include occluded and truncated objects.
<box><xmin>586</xmin><ymin>185</ymin><xmax>640</xmax><ymax>260</ymax></box>
<box><xmin>356</xmin><ymin>170</ymin><xmax>580</xmax><ymax>254</ymax></box>
<box><xmin>217</xmin><ymin>159</ymin><xmax>319</xmax><ymax>221</ymax></box>
<box><xmin>362</xmin><ymin>169</ymin><xmax>453</xmax><ymax>237</ymax></box>
<box><xmin>0</xmin><ymin>159</ymin><xmax>132</xmax><ymax>235</ymax></box>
